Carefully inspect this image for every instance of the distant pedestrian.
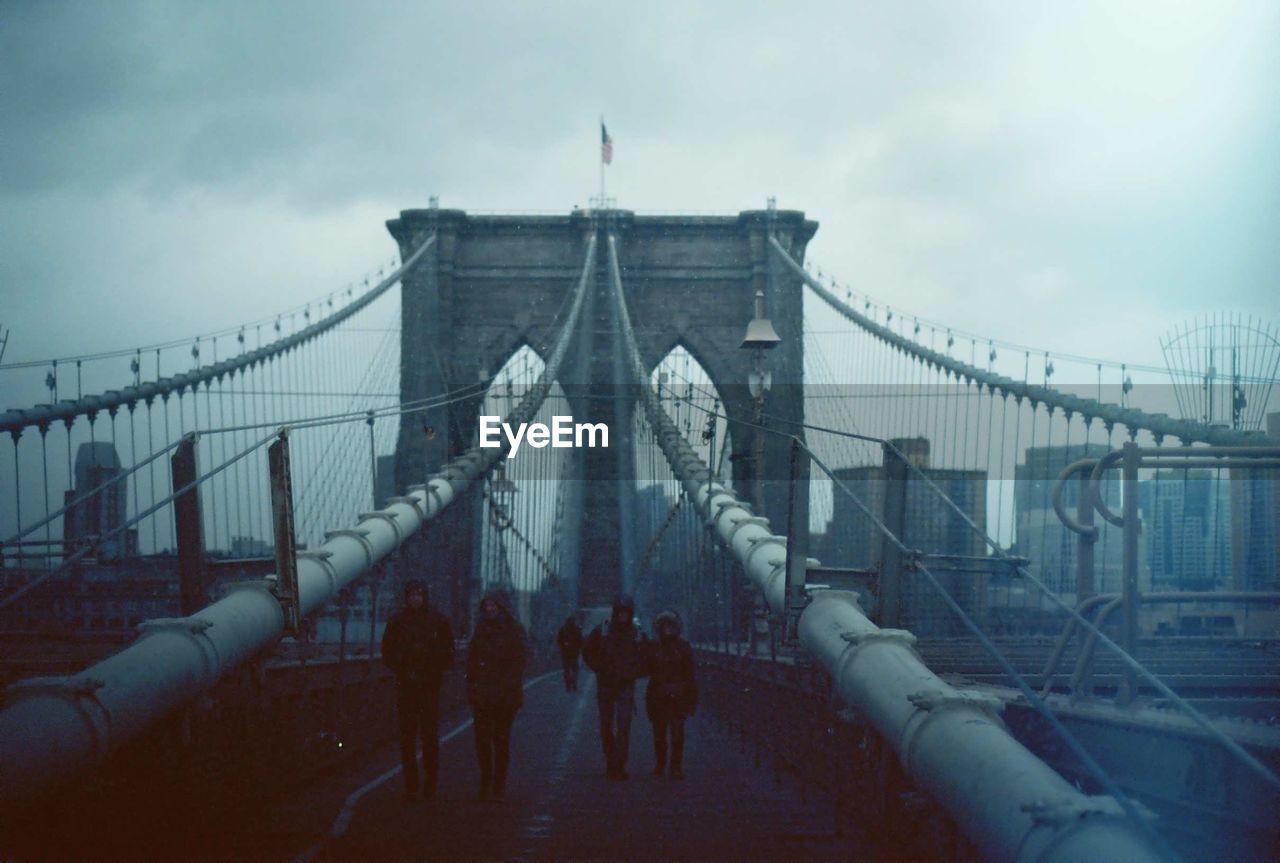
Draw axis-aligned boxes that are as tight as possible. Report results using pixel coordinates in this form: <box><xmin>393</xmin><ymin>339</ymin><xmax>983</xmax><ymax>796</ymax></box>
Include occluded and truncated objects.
<box><xmin>466</xmin><ymin>588</ymin><xmax>528</xmax><ymax>801</ymax></box>
<box><xmin>645</xmin><ymin>611</ymin><xmax>698</xmax><ymax>779</ymax></box>
<box><xmin>381</xmin><ymin>578</ymin><xmax>455</xmax><ymax>800</ymax></box>
<box><xmin>582</xmin><ymin>595</ymin><xmax>650</xmax><ymax>780</ymax></box>
<box><xmin>556</xmin><ymin>614</ymin><xmax>584</xmax><ymax>692</ymax></box>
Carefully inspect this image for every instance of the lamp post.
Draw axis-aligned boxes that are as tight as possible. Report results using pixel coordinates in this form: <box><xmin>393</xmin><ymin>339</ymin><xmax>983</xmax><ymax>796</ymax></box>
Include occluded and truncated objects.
<box><xmin>743</xmin><ymin>199</ymin><xmax>783</xmax><ymax>510</ymax></box>
<box><xmin>741</xmin><ymin>283</ymin><xmax>781</xmax><ymax>510</ymax></box>
<box><xmin>741</xmin><ymin>279</ymin><xmax>781</xmax><ymax>658</ymax></box>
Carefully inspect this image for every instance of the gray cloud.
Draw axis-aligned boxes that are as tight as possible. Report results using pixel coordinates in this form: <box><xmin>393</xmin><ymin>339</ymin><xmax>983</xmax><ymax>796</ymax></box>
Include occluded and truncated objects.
<box><xmin>1</xmin><ymin>0</ymin><xmax>1277</xmax><ymax>378</ymax></box>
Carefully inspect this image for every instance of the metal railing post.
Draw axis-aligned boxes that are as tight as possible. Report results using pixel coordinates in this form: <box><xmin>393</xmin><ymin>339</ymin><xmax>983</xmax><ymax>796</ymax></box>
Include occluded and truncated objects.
<box><xmin>1076</xmin><ymin>469</ymin><xmax>1096</xmax><ymax>603</ymax></box>
<box><xmin>783</xmin><ymin>437</ymin><xmax>810</xmax><ymax>642</ymax></box>
<box><xmin>366</xmin><ymin>410</ymin><xmax>377</xmax><ymax>510</ymax></box>
<box><xmin>268</xmin><ymin>429</ymin><xmax>301</xmax><ymax>636</ymax></box>
<box><xmin>368</xmin><ymin>569</ymin><xmax>381</xmax><ymax>664</ymax></box>
<box><xmin>171</xmin><ymin>432</ymin><xmax>206</xmax><ymax>616</ymax></box>
<box><xmin>336</xmin><ymin>586</ymin><xmax>350</xmax><ymax>722</ymax></box>
<box><xmin>1119</xmin><ymin>441</ymin><xmax>1141</xmax><ymax>704</ymax></box>
<box><xmin>879</xmin><ymin>442</ymin><xmax>908</xmax><ymax>628</ymax></box>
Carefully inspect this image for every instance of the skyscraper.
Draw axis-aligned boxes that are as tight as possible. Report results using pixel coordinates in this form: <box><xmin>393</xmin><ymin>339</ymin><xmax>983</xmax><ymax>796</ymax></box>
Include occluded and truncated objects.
<box><xmin>63</xmin><ymin>442</ymin><xmax>136</xmax><ymax>560</ymax></box>
<box><xmin>822</xmin><ymin>438</ymin><xmax>986</xmax><ymax>634</ymax></box>
<box><xmin>1142</xmin><ymin>469</ymin><xmax>1232</xmax><ymax>591</ymax></box>
<box><xmin>1230</xmin><ymin>411</ymin><xmax>1280</xmax><ymax>591</ymax></box>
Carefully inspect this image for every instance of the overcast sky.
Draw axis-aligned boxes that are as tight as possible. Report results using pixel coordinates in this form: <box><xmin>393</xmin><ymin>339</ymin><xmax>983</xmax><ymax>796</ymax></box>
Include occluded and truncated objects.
<box><xmin>2</xmin><ymin>1</ymin><xmax>1278</xmax><ymax>384</ymax></box>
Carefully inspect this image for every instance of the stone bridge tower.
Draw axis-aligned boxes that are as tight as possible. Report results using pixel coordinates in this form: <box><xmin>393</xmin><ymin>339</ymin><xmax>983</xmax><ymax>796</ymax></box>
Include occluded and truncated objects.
<box><xmin>386</xmin><ymin>207</ymin><xmax>817</xmax><ymax>628</ymax></box>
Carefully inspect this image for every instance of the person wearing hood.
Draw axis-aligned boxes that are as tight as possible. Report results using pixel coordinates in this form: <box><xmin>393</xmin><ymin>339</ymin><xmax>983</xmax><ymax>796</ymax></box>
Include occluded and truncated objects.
<box><xmin>466</xmin><ymin>588</ymin><xmax>528</xmax><ymax>801</ymax></box>
<box><xmin>645</xmin><ymin>610</ymin><xmax>698</xmax><ymax>779</ymax></box>
<box><xmin>381</xmin><ymin>578</ymin><xmax>455</xmax><ymax>800</ymax></box>
<box><xmin>556</xmin><ymin>614</ymin><xmax>584</xmax><ymax>692</ymax></box>
<box><xmin>582</xmin><ymin>594</ymin><xmax>650</xmax><ymax>780</ymax></box>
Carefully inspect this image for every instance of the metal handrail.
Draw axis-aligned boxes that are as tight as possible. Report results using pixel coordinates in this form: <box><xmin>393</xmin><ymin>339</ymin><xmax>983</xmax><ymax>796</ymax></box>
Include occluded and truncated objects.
<box><xmin>1089</xmin><ymin>448</ymin><xmax>1280</xmax><ymax>529</ymax></box>
<box><xmin>1050</xmin><ymin>459</ymin><xmax>1104</xmax><ymax>539</ymax></box>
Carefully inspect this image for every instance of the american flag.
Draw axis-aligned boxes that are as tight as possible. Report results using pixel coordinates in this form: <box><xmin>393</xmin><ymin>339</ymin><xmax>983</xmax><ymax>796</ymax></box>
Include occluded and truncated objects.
<box><xmin>601</xmin><ymin>122</ymin><xmax>613</xmax><ymax>165</ymax></box>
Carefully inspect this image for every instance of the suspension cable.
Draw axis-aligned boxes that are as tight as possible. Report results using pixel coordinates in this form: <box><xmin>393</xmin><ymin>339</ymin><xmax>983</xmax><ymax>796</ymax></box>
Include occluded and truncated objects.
<box><xmin>0</xmin><ymin>235</ymin><xmax>437</xmax><ymax>436</ymax></box>
<box><xmin>778</xmin><ymin>238</ymin><xmax>1277</xmax><ymax>447</ymax></box>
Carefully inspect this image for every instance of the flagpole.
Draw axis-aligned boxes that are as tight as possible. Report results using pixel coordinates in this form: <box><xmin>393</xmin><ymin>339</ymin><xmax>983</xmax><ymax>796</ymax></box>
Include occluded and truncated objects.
<box><xmin>599</xmin><ymin>115</ymin><xmax>606</xmax><ymax>205</ymax></box>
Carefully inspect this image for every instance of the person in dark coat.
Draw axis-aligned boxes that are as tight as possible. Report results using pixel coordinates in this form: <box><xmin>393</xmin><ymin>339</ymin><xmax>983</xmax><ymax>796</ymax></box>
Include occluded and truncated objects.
<box><xmin>582</xmin><ymin>594</ymin><xmax>650</xmax><ymax>780</ymax></box>
<box><xmin>556</xmin><ymin>614</ymin><xmax>584</xmax><ymax>692</ymax></box>
<box><xmin>466</xmin><ymin>588</ymin><xmax>528</xmax><ymax>800</ymax></box>
<box><xmin>645</xmin><ymin>610</ymin><xmax>698</xmax><ymax>779</ymax></box>
<box><xmin>381</xmin><ymin>578</ymin><xmax>455</xmax><ymax>800</ymax></box>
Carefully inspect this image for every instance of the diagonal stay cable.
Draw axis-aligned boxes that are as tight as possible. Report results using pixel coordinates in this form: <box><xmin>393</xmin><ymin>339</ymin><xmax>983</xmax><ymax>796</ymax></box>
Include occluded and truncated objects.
<box><xmin>3</xmin><ymin>437</ymin><xmax>183</xmax><ymax>547</ymax></box>
<box><xmin>0</xmin><ymin>233</ymin><xmax>599</xmax><ymax>817</ymax></box>
<box><xmin>673</xmin><ymin>386</ymin><xmax>1280</xmax><ymax>797</ymax></box>
<box><xmin>604</xmin><ymin>230</ymin><xmax>1172</xmax><ymax>860</ymax></box>
<box><xmin>0</xmin><ymin>430</ymin><xmax>277</xmax><ymax>611</ymax></box>
<box><xmin>805</xmin><ymin>414</ymin><xmax>1280</xmax><ymax>795</ymax></box>
<box><xmin>198</xmin><ymin>380</ymin><xmax>489</xmax><ymax>436</ymax></box>
<box><xmin>611</xmin><ymin>248</ymin><xmax>1177</xmax><ymax>858</ymax></box>
<box><xmin>3</xmin><ymin>379</ymin><xmax>491</xmax><ymax>549</ymax></box>
<box><xmin>801</xmin><ymin>442</ymin><xmax>1179</xmax><ymax>856</ymax></box>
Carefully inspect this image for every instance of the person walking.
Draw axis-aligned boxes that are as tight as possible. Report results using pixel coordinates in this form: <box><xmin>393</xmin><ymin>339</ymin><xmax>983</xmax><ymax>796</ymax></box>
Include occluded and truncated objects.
<box><xmin>582</xmin><ymin>595</ymin><xmax>649</xmax><ymax>780</ymax></box>
<box><xmin>556</xmin><ymin>614</ymin><xmax>584</xmax><ymax>692</ymax></box>
<box><xmin>466</xmin><ymin>588</ymin><xmax>528</xmax><ymax>801</ymax></box>
<box><xmin>381</xmin><ymin>578</ymin><xmax>455</xmax><ymax>801</ymax></box>
<box><xmin>645</xmin><ymin>611</ymin><xmax>698</xmax><ymax>779</ymax></box>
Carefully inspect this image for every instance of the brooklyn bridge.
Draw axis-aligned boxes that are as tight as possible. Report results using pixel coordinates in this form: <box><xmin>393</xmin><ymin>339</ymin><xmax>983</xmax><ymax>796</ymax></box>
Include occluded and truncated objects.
<box><xmin>1</xmin><ymin>206</ymin><xmax>1278</xmax><ymax>861</ymax></box>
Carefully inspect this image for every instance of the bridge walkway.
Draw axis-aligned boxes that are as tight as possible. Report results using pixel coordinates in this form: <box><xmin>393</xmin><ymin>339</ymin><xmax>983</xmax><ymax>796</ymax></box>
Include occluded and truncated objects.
<box><xmin>281</xmin><ymin>669</ymin><xmax>869</xmax><ymax>863</ymax></box>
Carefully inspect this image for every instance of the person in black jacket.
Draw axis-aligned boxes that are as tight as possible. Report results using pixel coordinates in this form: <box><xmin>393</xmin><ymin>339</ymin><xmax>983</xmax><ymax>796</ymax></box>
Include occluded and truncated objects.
<box><xmin>381</xmin><ymin>578</ymin><xmax>455</xmax><ymax>800</ymax></box>
<box><xmin>556</xmin><ymin>614</ymin><xmax>584</xmax><ymax>692</ymax></box>
<box><xmin>582</xmin><ymin>594</ymin><xmax>649</xmax><ymax>780</ymax></box>
<box><xmin>645</xmin><ymin>610</ymin><xmax>698</xmax><ymax>779</ymax></box>
<box><xmin>466</xmin><ymin>588</ymin><xmax>528</xmax><ymax>800</ymax></box>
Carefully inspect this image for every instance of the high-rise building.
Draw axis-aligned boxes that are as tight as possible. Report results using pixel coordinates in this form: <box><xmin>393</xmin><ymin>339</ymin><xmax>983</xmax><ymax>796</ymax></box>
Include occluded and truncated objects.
<box><xmin>63</xmin><ymin>442</ymin><xmax>136</xmax><ymax>560</ymax></box>
<box><xmin>1230</xmin><ymin>411</ymin><xmax>1280</xmax><ymax>591</ymax></box>
<box><xmin>821</xmin><ymin>438</ymin><xmax>986</xmax><ymax>634</ymax></box>
<box><xmin>820</xmin><ymin>465</ymin><xmax>879</xmax><ymax>570</ymax></box>
<box><xmin>1014</xmin><ymin>443</ymin><xmax>1125</xmax><ymax>597</ymax></box>
<box><xmin>1141</xmin><ymin>469</ymin><xmax>1232</xmax><ymax>591</ymax></box>
<box><xmin>374</xmin><ymin>454</ymin><xmax>397</xmax><ymax>509</ymax></box>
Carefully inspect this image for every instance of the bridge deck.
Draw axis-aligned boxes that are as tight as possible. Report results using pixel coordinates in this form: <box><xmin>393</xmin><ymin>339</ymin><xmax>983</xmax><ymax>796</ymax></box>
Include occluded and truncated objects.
<box><xmin>258</xmin><ymin>670</ymin><xmax>867</xmax><ymax>863</ymax></box>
